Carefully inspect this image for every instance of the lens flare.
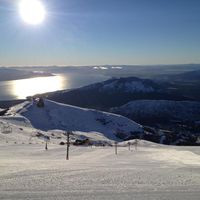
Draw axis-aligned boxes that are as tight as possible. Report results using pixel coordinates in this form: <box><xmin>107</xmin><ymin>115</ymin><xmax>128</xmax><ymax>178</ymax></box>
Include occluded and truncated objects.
<box><xmin>19</xmin><ymin>0</ymin><xmax>46</xmax><ymax>25</ymax></box>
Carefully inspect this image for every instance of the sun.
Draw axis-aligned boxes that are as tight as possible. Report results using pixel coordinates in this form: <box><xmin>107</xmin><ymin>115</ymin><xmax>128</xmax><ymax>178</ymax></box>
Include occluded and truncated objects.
<box><xmin>19</xmin><ymin>0</ymin><xmax>46</xmax><ymax>25</ymax></box>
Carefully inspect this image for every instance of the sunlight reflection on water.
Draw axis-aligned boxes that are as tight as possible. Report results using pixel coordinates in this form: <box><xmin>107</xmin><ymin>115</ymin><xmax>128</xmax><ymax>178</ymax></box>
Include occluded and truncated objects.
<box><xmin>12</xmin><ymin>75</ymin><xmax>66</xmax><ymax>99</ymax></box>
<box><xmin>0</xmin><ymin>73</ymin><xmax>108</xmax><ymax>100</ymax></box>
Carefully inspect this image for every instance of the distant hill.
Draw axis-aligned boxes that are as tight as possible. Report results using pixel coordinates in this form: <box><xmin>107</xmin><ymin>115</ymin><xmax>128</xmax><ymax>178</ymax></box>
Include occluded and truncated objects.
<box><xmin>16</xmin><ymin>64</ymin><xmax>200</xmax><ymax>79</ymax></box>
<box><xmin>111</xmin><ymin>100</ymin><xmax>200</xmax><ymax>124</ymax></box>
<box><xmin>47</xmin><ymin>77</ymin><xmax>186</xmax><ymax>110</ymax></box>
<box><xmin>154</xmin><ymin>70</ymin><xmax>200</xmax><ymax>101</ymax></box>
<box><xmin>110</xmin><ymin>100</ymin><xmax>200</xmax><ymax>145</ymax></box>
<box><xmin>155</xmin><ymin>70</ymin><xmax>200</xmax><ymax>82</ymax></box>
<box><xmin>0</xmin><ymin>67</ymin><xmax>52</xmax><ymax>81</ymax></box>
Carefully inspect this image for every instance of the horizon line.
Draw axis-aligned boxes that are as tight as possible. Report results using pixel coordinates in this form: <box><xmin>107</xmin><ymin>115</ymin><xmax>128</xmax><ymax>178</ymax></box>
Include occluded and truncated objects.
<box><xmin>1</xmin><ymin>63</ymin><xmax>200</xmax><ymax>68</ymax></box>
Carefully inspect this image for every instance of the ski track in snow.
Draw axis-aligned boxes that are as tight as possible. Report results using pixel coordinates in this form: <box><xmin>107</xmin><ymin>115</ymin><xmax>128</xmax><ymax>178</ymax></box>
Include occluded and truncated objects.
<box><xmin>0</xmin><ymin>143</ymin><xmax>200</xmax><ymax>200</ymax></box>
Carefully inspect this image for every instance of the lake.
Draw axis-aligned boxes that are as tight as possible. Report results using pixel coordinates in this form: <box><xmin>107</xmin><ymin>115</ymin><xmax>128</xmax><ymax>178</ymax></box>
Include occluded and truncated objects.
<box><xmin>0</xmin><ymin>73</ymin><xmax>109</xmax><ymax>101</ymax></box>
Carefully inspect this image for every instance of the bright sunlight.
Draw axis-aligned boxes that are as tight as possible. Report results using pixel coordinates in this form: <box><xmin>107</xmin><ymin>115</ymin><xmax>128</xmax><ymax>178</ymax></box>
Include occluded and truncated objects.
<box><xmin>19</xmin><ymin>0</ymin><xmax>46</xmax><ymax>25</ymax></box>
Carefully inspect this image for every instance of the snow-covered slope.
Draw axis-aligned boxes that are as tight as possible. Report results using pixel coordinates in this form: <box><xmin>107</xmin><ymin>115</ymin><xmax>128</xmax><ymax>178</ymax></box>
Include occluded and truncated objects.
<box><xmin>0</xmin><ymin>141</ymin><xmax>200</xmax><ymax>200</ymax></box>
<box><xmin>5</xmin><ymin>99</ymin><xmax>143</xmax><ymax>141</ymax></box>
<box><xmin>81</xmin><ymin>77</ymin><xmax>162</xmax><ymax>93</ymax></box>
<box><xmin>0</xmin><ymin>118</ymin><xmax>114</xmax><ymax>145</ymax></box>
<box><xmin>111</xmin><ymin>100</ymin><xmax>200</xmax><ymax>122</ymax></box>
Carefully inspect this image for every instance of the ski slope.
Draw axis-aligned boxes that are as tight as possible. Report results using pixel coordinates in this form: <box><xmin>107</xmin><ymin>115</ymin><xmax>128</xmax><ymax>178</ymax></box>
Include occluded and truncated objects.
<box><xmin>0</xmin><ymin>100</ymin><xmax>199</xmax><ymax>199</ymax></box>
<box><xmin>0</xmin><ymin>142</ymin><xmax>199</xmax><ymax>200</ymax></box>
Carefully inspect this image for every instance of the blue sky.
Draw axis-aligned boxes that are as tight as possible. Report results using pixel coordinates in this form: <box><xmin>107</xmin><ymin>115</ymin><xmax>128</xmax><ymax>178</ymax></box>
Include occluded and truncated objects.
<box><xmin>0</xmin><ymin>0</ymin><xmax>200</xmax><ymax>66</ymax></box>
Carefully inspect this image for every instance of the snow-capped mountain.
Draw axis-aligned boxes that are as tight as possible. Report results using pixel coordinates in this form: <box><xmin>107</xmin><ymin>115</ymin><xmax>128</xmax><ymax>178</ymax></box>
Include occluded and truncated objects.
<box><xmin>47</xmin><ymin>77</ymin><xmax>184</xmax><ymax>110</ymax></box>
<box><xmin>111</xmin><ymin>100</ymin><xmax>200</xmax><ymax>123</ymax></box>
<box><xmin>4</xmin><ymin>99</ymin><xmax>143</xmax><ymax>141</ymax></box>
<box><xmin>81</xmin><ymin>77</ymin><xmax>162</xmax><ymax>93</ymax></box>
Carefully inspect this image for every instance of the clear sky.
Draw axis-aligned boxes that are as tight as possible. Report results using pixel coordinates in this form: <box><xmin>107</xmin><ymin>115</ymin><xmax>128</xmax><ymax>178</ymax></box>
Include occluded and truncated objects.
<box><xmin>0</xmin><ymin>0</ymin><xmax>200</xmax><ymax>66</ymax></box>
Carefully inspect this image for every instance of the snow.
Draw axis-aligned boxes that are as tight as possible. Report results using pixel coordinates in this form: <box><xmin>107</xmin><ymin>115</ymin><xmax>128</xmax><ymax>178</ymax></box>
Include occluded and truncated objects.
<box><xmin>81</xmin><ymin>77</ymin><xmax>160</xmax><ymax>94</ymax></box>
<box><xmin>5</xmin><ymin>99</ymin><xmax>143</xmax><ymax>141</ymax></box>
<box><xmin>0</xmin><ymin>142</ymin><xmax>199</xmax><ymax>200</ymax></box>
<box><xmin>102</xmin><ymin>80</ymin><xmax>155</xmax><ymax>93</ymax></box>
<box><xmin>0</xmin><ymin>100</ymin><xmax>199</xmax><ymax>199</ymax></box>
<box><xmin>93</xmin><ymin>66</ymin><xmax>108</xmax><ymax>70</ymax></box>
<box><xmin>111</xmin><ymin>66</ymin><xmax>123</xmax><ymax>69</ymax></box>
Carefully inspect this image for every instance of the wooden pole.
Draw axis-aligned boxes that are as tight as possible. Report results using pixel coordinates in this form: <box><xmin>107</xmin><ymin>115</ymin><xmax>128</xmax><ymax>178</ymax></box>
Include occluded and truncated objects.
<box><xmin>135</xmin><ymin>139</ymin><xmax>138</xmax><ymax>151</ymax></box>
<box><xmin>115</xmin><ymin>142</ymin><xmax>118</xmax><ymax>155</ymax></box>
<box><xmin>45</xmin><ymin>141</ymin><xmax>48</xmax><ymax>150</ymax></box>
<box><xmin>66</xmin><ymin>131</ymin><xmax>70</xmax><ymax>160</ymax></box>
<box><xmin>128</xmin><ymin>142</ymin><xmax>131</xmax><ymax>151</ymax></box>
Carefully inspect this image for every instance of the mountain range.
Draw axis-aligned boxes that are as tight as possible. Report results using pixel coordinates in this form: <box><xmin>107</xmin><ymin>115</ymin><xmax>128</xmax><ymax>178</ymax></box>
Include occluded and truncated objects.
<box><xmin>47</xmin><ymin>77</ymin><xmax>187</xmax><ymax>110</ymax></box>
<box><xmin>0</xmin><ymin>67</ymin><xmax>52</xmax><ymax>81</ymax></box>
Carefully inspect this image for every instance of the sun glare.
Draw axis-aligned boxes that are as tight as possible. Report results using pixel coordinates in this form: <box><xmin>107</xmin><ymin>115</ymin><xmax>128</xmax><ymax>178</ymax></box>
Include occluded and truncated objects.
<box><xmin>19</xmin><ymin>0</ymin><xmax>46</xmax><ymax>25</ymax></box>
<box><xmin>12</xmin><ymin>76</ymin><xmax>64</xmax><ymax>99</ymax></box>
